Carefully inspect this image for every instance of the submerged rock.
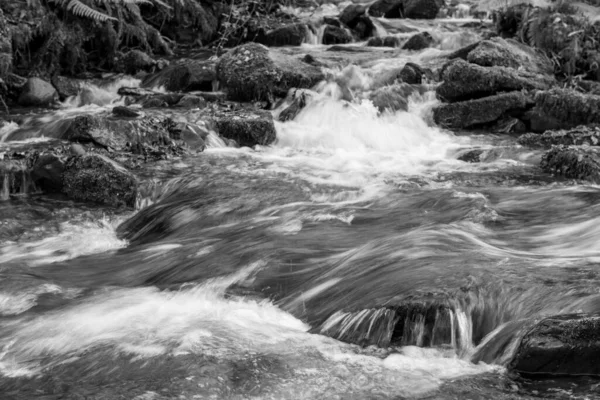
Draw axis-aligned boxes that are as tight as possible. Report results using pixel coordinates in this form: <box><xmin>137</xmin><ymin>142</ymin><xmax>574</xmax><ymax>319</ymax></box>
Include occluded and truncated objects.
<box><xmin>258</xmin><ymin>23</ymin><xmax>309</xmax><ymax>47</ymax></box>
<box><xmin>323</xmin><ymin>25</ymin><xmax>353</xmax><ymax>45</ymax></box>
<box><xmin>367</xmin><ymin>36</ymin><xmax>402</xmax><ymax>47</ymax></box>
<box><xmin>62</xmin><ymin>154</ymin><xmax>137</xmax><ymax>207</ymax></box>
<box><xmin>518</xmin><ymin>126</ymin><xmax>600</xmax><ymax>148</ymax></box>
<box><xmin>541</xmin><ymin>146</ymin><xmax>600</xmax><ymax>183</ymax></box>
<box><xmin>141</xmin><ymin>59</ymin><xmax>215</xmax><ymax>92</ymax></box>
<box><xmin>510</xmin><ymin>314</ymin><xmax>600</xmax><ymax>376</ymax></box>
<box><xmin>433</xmin><ymin>92</ymin><xmax>532</xmax><ymax>129</ymax></box>
<box><xmin>402</xmin><ymin>32</ymin><xmax>434</xmax><ymax>51</ymax></box>
<box><xmin>216</xmin><ymin>43</ymin><xmax>324</xmax><ymax>102</ymax></box>
<box><xmin>532</xmin><ymin>89</ymin><xmax>600</xmax><ymax>131</ymax></box>
<box><xmin>207</xmin><ymin>109</ymin><xmax>276</xmax><ymax>147</ymax></box>
<box><xmin>18</xmin><ymin>77</ymin><xmax>58</xmax><ymax>107</ymax></box>
<box><xmin>437</xmin><ymin>59</ymin><xmax>552</xmax><ymax>102</ymax></box>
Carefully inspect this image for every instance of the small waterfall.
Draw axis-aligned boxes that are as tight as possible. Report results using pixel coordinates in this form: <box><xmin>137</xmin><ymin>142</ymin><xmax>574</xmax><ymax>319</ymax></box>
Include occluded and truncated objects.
<box><xmin>305</xmin><ymin>23</ymin><xmax>327</xmax><ymax>45</ymax></box>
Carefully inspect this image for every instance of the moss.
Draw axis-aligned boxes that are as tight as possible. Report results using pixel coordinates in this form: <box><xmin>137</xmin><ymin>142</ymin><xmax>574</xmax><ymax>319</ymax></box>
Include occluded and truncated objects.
<box><xmin>535</xmin><ymin>89</ymin><xmax>600</xmax><ymax>128</ymax></box>
<box><xmin>541</xmin><ymin>146</ymin><xmax>600</xmax><ymax>182</ymax></box>
<box><xmin>211</xmin><ymin>109</ymin><xmax>276</xmax><ymax>147</ymax></box>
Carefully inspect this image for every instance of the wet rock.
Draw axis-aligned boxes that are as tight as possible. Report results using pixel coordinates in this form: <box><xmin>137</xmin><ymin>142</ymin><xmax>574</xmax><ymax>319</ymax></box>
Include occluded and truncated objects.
<box><xmin>339</xmin><ymin>4</ymin><xmax>367</xmax><ymax>26</ymax></box>
<box><xmin>532</xmin><ymin>89</ymin><xmax>600</xmax><ymax>131</ymax></box>
<box><xmin>18</xmin><ymin>77</ymin><xmax>58</xmax><ymax>107</ymax></box>
<box><xmin>399</xmin><ymin>62</ymin><xmax>426</xmax><ymax>84</ymax></box>
<box><xmin>258</xmin><ymin>23</ymin><xmax>309</xmax><ymax>47</ymax></box>
<box><xmin>141</xmin><ymin>59</ymin><xmax>215</xmax><ymax>92</ymax></box>
<box><xmin>278</xmin><ymin>89</ymin><xmax>316</xmax><ymax>122</ymax></box>
<box><xmin>402</xmin><ymin>32</ymin><xmax>434</xmax><ymax>50</ymax></box>
<box><xmin>171</xmin><ymin>122</ymin><xmax>209</xmax><ymax>151</ymax></box>
<box><xmin>117</xmin><ymin>87</ymin><xmax>156</xmax><ymax>97</ymax></box>
<box><xmin>176</xmin><ymin>94</ymin><xmax>207</xmax><ymax>109</ymax></box>
<box><xmin>62</xmin><ymin>154</ymin><xmax>137</xmax><ymax>207</ymax></box>
<box><xmin>207</xmin><ymin>109</ymin><xmax>276</xmax><ymax>147</ymax></box>
<box><xmin>323</xmin><ymin>25</ymin><xmax>353</xmax><ymax>45</ymax></box>
<box><xmin>518</xmin><ymin>126</ymin><xmax>600</xmax><ymax>148</ymax></box>
<box><xmin>367</xmin><ymin>36</ymin><xmax>402</xmax><ymax>47</ymax></box>
<box><xmin>51</xmin><ymin>76</ymin><xmax>82</xmax><ymax>101</ymax></box>
<box><xmin>368</xmin><ymin>0</ymin><xmax>404</xmax><ymax>18</ymax></box>
<box><xmin>370</xmin><ymin>83</ymin><xmax>426</xmax><ymax>113</ymax></box>
<box><xmin>510</xmin><ymin>314</ymin><xmax>600</xmax><ymax>376</ymax></box>
<box><xmin>118</xmin><ymin>50</ymin><xmax>156</xmax><ymax>75</ymax></box>
<box><xmin>541</xmin><ymin>146</ymin><xmax>600</xmax><ymax>182</ymax></box>
<box><xmin>139</xmin><ymin>93</ymin><xmax>184</xmax><ymax>109</ymax></box>
<box><xmin>433</xmin><ymin>92</ymin><xmax>532</xmax><ymax>129</ymax></box>
<box><xmin>323</xmin><ymin>17</ymin><xmax>342</xmax><ymax>28</ymax></box>
<box><xmin>465</xmin><ymin>37</ymin><xmax>553</xmax><ymax>75</ymax></box>
<box><xmin>70</xmin><ymin>143</ymin><xmax>86</xmax><ymax>156</ymax></box>
<box><xmin>112</xmin><ymin>106</ymin><xmax>140</xmax><ymax>118</ymax></box>
<box><xmin>404</xmin><ymin>0</ymin><xmax>443</xmax><ymax>19</ymax></box>
<box><xmin>31</xmin><ymin>154</ymin><xmax>64</xmax><ymax>192</ymax></box>
<box><xmin>457</xmin><ymin>149</ymin><xmax>484</xmax><ymax>163</ymax></box>
<box><xmin>216</xmin><ymin>43</ymin><xmax>324</xmax><ymax>102</ymax></box>
<box><xmin>437</xmin><ymin>59</ymin><xmax>552</xmax><ymax>102</ymax></box>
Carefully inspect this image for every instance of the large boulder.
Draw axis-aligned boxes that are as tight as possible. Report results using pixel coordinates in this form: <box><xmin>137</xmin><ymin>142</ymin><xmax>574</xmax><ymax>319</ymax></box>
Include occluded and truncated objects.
<box><xmin>216</xmin><ymin>43</ymin><xmax>324</xmax><ymax>102</ymax></box>
<box><xmin>258</xmin><ymin>23</ymin><xmax>309</xmax><ymax>47</ymax></box>
<box><xmin>206</xmin><ymin>109</ymin><xmax>276</xmax><ymax>147</ymax></box>
<box><xmin>141</xmin><ymin>59</ymin><xmax>215</xmax><ymax>92</ymax></box>
<box><xmin>510</xmin><ymin>314</ymin><xmax>600</xmax><ymax>376</ymax></box>
<box><xmin>532</xmin><ymin>89</ymin><xmax>600</xmax><ymax>131</ymax></box>
<box><xmin>402</xmin><ymin>32</ymin><xmax>434</xmax><ymax>50</ymax></box>
<box><xmin>541</xmin><ymin>146</ymin><xmax>600</xmax><ymax>183</ymax></box>
<box><xmin>51</xmin><ymin>76</ymin><xmax>83</xmax><ymax>101</ymax></box>
<box><xmin>404</xmin><ymin>0</ymin><xmax>443</xmax><ymax>19</ymax></box>
<box><xmin>518</xmin><ymin>125</ymin><xmax>600</xmax><ymax>148</ymax></box>
<box><xmin>433</xmin><ymin>92</ymin><xmax>532</xmax><ymax>129</ymax></box>
<box><xmin>369</xmin><ymin>83</ymin><xmax>426</xmax><ymax>113</ymax></box>
<box><xmin>368</xmin><ymin>0</ymin><xmax>404</xmax><ymax>18</ymax></box>
<box><xmin>339</xmin><ymin>4</ymin><xmax>367</xmax><ymax>26</ymax></box>
<box><xmin>437</xmin><ymin>59</ymin><xmax>552</xmax><ymax>102</ymax></box>
<box><xmin>323</xmin><ymin>25</ymin><xmax>353</xmax><ymax>45</ymax></box>
<box><xmin>18</xmin><ymin>78</ymin><xmax>58</xmax><ymax>107</ymax></box>
<box><xmin>62</xmin><ymin>154</ymin><xmax>137</xmax><ymax>207</ymax></box>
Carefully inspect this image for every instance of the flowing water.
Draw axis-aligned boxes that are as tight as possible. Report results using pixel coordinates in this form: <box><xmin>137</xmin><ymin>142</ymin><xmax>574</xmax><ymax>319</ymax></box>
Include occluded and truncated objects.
<box><xmin>1</xmin><ymin>18</ymin><xmax>600</xmax><ymax>400</ymax></box>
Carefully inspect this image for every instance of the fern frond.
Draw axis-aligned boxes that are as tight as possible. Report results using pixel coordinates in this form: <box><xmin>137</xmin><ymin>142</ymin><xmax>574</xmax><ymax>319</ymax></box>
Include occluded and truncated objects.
<box><xmin>67</xmin><ymin>0</ymin><xmax>117</xmax><ymax>21</ymax></box>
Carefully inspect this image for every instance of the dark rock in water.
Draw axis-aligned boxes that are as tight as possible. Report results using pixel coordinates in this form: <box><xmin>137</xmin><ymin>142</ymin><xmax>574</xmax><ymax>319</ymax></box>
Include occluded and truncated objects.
<box><xmin>518</xmin><ymin>126</ymin><xmax>600</xmax><ymax>148</ymax></box>
<box><xmin>112</xmin><ymin>106</ymin><xmax>140</xmax><ymax>118</ymax></box>
<box><xmin>510</xmin><ymin>314</ymin><xmax>600</xmax><ymax>376</ymax></box>
<box><xmin>339</xmin><ymin>4</ymin><xmax>367</xmax><ymax>27</ymax></box>
<box><xmin>140</xmin><ymin>93</ymin><xmax>184</xmax><ymax>108</ymax></box>
<box><xmin>433</xmin><ymin>92</ymin><xmax>532</xmax><ymax>129</ymax></box>
<box><xmin>117</xmin><ymin>87</ymin><xmax>156</xmax><ymax>97</ymax></box>
<box><xmin>352</xmin><ymin>16</ymin><xmax>377</xmax><ymax>40</ymax></box>
<box><xmin>323</xmin><ymin>16</ymin><xmax>342</xmax><ymax>28</ymax></box>
<box><xmin>326</xmin><ymin>45</ymin><xmax>372</xmax><ymax>53</ymax></box>
<box><xmin>457</xmin><ymin>149</ymin><xmax>484</xmax><ymax>163</ymax></box>
<box><xmin>437</xmin><ymin>59</ymin><xmax>552</xmax><ymax>102</ymax></box>
<box><xmin>118</xmin><ymin>50</ymin><xmax>156</xmax><ymax>75</ymax></box>
<box><xmin>18</xmin><ymin>77</ymin><xmax>58</xmax><ymax>107</ymax></box>
<box><xmin>171</xmin><ymin>122</ymin><xmax>209</xmax><ymax>151</ymax></box>
<box><xmin>51</xmin><ymin>76</ymin><xmax>82</xmax><ymax>100</ymax></box>
<box><xmin>402</xmin><ymin>32</ymin><xmax>434</xmax><ymax>50</ymax></box>
<box><xmin>368</xmin><ymin>0</ymin><xmax>404</xmax><ymax>18</ymax></box>
<box><xmin>323</xmin><ymin>25</ymin><xmax>353</xmax><ymax>45</ymax></box>
<box><xmin>404</xmin><ymin>0</ymin><xmax>443</xmax><ymax>19</ymax></box>
<box><xmin>216</xmin><ymin>43</ymin><xmax>324</xmax><ymax>102</ymax></box>
<box><xmin>367</xmin><ymin>36</ymin><xmax>402</xmax><ymax>47</ymax></box>
<box><xmin>31</xmin><ymin>154</ymin><xmax>64</xmax><ymax>192</ymax></box>
<box><xmin>370</xmin><ymin>83</ymin><xmax>426</xmax><ymax>113</ymax></box>
<box><xmin>258</xmin><ymin>23</ymin><xmax>308</xmax><ymax>47</ymax></box>
<box><xmin>141</xmin><ymin>59</ymin><xmax>215</xmax><ymax>92</ymax></box>
<box><xmin>399</xmin><ymin>62</ymin><xmax>426</xmax><ymax>84</ymax></box>
<box><xmin>466</xmin><ymin>37</ymin><xmax>553</xmax><ymax>75</ymax></box>
<box><xmin>193</xmin><ymin>91</ymin><xmax>227</xmax><ymax>103</ymax></box>
<box><xmin>176</xmin><ymin>94</ymin><xmax>207</xmax><ymax>109</ymax></box>
<box><xmin>278</xmin><ymin>89</ymin><xmax>316</xmax><ymax>122</ymax></box>
<box><xmin>206</xmin><ymin>109</ymin><xmax>276</xmax><ymax>147</ymax></box>
<box><xmin>492</xmin><ymin>116</ymin><xmax>526</xmax><ymax>134</ymax></box>
<box><xmin>62</xmin><ymin>154</ymin><xmax>137</xmax><ymax>207</ymax></box>
<box><xmin>140</xmin><ymin>97</ymin><xmax>168</xmax><ymax>108</ymax></box>
<box><xmin>541</xmin><ymin>146</ymin><xmax>600</xmax><ymax>183</ymax></box>
<box><xmin>532</xmin><ymin>89</ymin><xmax>600</xmax><ymax>131</ymax></box>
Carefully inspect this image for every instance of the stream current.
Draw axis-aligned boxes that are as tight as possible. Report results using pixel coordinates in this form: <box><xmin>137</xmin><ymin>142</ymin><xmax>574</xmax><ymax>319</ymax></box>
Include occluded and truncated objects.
<box><xmin>0</xmin><ymin>17</ymin><xmax>599</xmax><ymax>400</ymax></box>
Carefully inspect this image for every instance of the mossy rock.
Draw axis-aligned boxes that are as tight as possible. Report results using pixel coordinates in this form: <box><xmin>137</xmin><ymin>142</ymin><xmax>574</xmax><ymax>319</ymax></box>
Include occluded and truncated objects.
<box><xmin>208</xmin><ymin>109</ymin><xmax>276</xmax><ymax>147</ymax></box>
<box><xmin>533</xmin><ymin>89</ymin><xmax>600</xmax><ymax>130</ymax></box>
<box><xmin>518</xmin><ymin>125</ymin><xmax>600</xmax><ymax>148</ymax></box>
<box><xmin>62</xmin><ymin>154</ymin><xmax>137</xmax><ymax>207</ymax></box>
<box><xmin>258</xmin><ymin>23</ymin><xmax>309</xmax><ymax>47</ymax></box>
<box><xmin>216</xmin><ymin>43</ymin><xmax>324</xmax><ymax>102</ymax></box>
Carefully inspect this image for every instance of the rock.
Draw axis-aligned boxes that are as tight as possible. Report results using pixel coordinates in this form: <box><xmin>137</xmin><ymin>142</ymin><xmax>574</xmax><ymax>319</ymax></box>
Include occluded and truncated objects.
<box><xmin>465</xmin><ymin>37</ymin><xmax>553</xmax><ymax>75</ymax></box>
<box><xmin>541</xmin><ymin>147</ymin><xmax>600</xmax><ymax>182</ymax></box>
<box><xmin>112</xmin><ymin>106</ymin><xmax>140</xmax><ymax>118</ymax></box>
<box><xmin>518</xmin><ymin>126</ymin><xmax>600</xmax><ymax>148</ymax></box>
<box><xmin>18</xmin><ymin>78</ymin><xmax>58</xmax><ymax>107</ymax></box>
<box><xmin>532</xmin><ymin>89</ymin><xmax>600</xmax><ymax>131</ymax></box>
<box><xmin>367</xmin><ymin>36</ymin><xmax>402</xmax><ymax>47</ymax></box>
<box><xmin>70</xmin><ymin>143</ymin><xmax>86</xmax><ymax>156</ymax></box>
<box><xmin>457</xmin><ymin>149</ymin><xmax>484</xmax><ymax>163</ymax></box>
<box><xmin>437</xmin><ymin>59</ymin><xmax>552</xmax><ymax>102</ymax></box>
<box><xmin>370</xmin><ymin>83</ymin><xmax>426</xmax><ymax>113</ymax></box>
<box><xmin>278</xmin><ymin>89</ymin><xmax>317</xmax><ymax>122</ymax></box>
<box><xmin>368</xmin><ymin>0</ymin><xmax>404</xmax><ymax>18</ymax></box>
<box><xmin>62</xmin><ymin>154</ymin><xmax>137</xmax><ymax>207</ymax></box>
<box><xmin>258</xmin><ymin>23</ymin><xmax>309</xmax><ymax>47</ymax></box>
<box><xmin>171</xmin><ymin>122</ymin><xmax>209</xmax><ymax>151</ymax></box>
<box><xmin>323</xmin><ymin>25</ymin><xmax>353</xmax><ymax>45</ymax></box>
<box><xmin>339</xmin><ymin>4</ymin><xmax>367</xmax><ymax>26</ymax></box>
<box><xmin>216</xmin><ymin>43</ymin><xmax>324</xmax><ymax>102</ymax></box>
<box><xmin>404</xmin><ymin>0</ymin><xmax>443</xmax><ymax>19</ymax></box>
<box><xmin>399</xmin><ymin>62</ymin><xmax>425</xmax><ymax>84</ymax></box>
<box><xmin>433</xmin><ymin>92</ymin><xmax>532</xmax><ymax>129</ymax></box>
<box><xmin>117</xmin><ymin>87</ymin><xmax>156</xmax><ymax>97</ymax></box>
<box><xmin>402</xmin><ymin>32</ymin><xmax>434</xmax><ymax>50</ymax></box>
<box><xmin>176</xmin><ymin>94</ymin><xmax>207</xmax><ymax>109</ymax></box>
<box><xmin>141</xmin><ymin>59</ymin><xmax>215</xmax><ymax>92</ymax></box>
<box><xmin>323</xmin><ymin>17</ymin><xmax>342</xmax><ymax>28</ymax></box>
<box><xmin>118</xmin><ymin>50</ymin><xmax>156</xmax><ymax>75</ymax></box>
<box><xmin>31</xmin><ymin>154</ymin><xmax>64</xmax><ymax>192</ymax></box>
<box><xmin>207</xmin><ymin>109</ymin><xmax>276</xmax><ymax>147</ymax></box>
<box><xmin>51</xmin><ymin>76</ymin><xmax>82</xmax><ymax>101</ymax></box>
<box><xmin>510</xmin><ymin>314</ymin><xmax>600</xmax><ymax>376</ymax></box>
<box><xmin>352</xmin><ymin>16</ymin><xmax>377</xmax><ymax>40</ymax></box>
